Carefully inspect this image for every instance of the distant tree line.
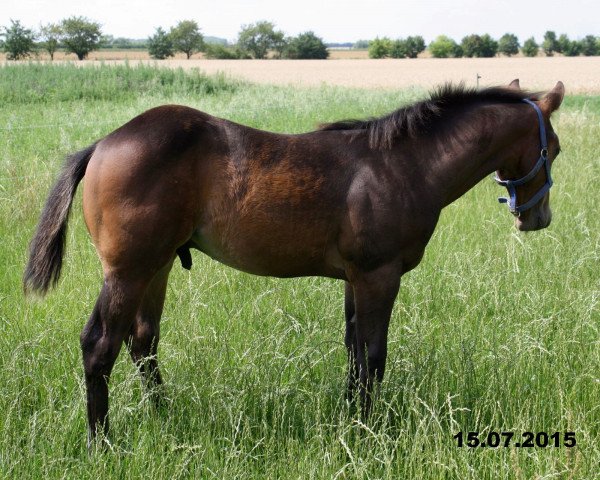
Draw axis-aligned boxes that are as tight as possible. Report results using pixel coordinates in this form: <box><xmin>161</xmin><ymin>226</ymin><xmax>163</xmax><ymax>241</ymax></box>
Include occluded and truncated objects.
<box><xmin>2</xmin><ymin>19</ymin><xmax>599</xmax><ymax>61</ymax></box>
<box><xmin>148</xmin><ymin>20</ymin><xmax>329</xmax><ymax>60</ymax></box>
<box><xmin>0</xmin><ymin>18</ymin><xmax>329</xmax><ymax>60</ymax></box>
<box><xmin>0</xmin><ymin>17</ymin><xmax>102</xmax><ymax>60</ymax></box>
<box><xmin>364</xmin><ymin>31</ymin><xmax>600</xmax><ymax>58</ymax></box>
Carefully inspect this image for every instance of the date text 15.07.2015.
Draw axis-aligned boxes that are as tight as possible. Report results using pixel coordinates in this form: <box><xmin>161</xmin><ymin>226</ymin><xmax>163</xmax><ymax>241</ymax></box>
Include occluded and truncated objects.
<box><xmin>453</xmin><ymin>431</ymin><xmax>576</xmax><ymax>448</ymax></box>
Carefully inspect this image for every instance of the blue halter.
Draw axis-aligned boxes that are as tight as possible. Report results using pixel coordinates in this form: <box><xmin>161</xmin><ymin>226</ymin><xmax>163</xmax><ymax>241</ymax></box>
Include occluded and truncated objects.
<box><xmin>494</xmin><ymin>99</ymin><xmax>553</xmax><ymax>216</ymax></box>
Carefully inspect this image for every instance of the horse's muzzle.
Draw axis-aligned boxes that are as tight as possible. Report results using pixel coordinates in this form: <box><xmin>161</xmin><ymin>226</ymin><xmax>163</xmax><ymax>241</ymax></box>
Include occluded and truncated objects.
<box><xmin>516</xmin><ymin>209</ymin><xmax>552</xmax><ymax>231</ymax></box>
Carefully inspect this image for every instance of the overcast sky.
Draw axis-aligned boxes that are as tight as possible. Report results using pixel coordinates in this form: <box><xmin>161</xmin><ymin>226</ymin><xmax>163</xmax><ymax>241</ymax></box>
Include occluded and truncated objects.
<box><xmin>1</xmin><ymin>0</ymin><xmax>598</xmax><ymax>43</ymax></box>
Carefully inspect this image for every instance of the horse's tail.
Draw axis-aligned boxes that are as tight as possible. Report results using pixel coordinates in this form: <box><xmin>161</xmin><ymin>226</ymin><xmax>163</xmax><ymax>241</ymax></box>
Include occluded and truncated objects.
<box><xmin>24</xmin><ymin>143</ymin><xmax>97</xmax><ymax>297</ymax></box>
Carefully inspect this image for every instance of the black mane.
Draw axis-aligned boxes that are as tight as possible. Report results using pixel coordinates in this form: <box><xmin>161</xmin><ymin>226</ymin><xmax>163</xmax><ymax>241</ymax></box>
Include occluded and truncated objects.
<box><xmin>318</xmin><ymin>83</ymin><xmax>539</xmax><ymax>149</ymax></box>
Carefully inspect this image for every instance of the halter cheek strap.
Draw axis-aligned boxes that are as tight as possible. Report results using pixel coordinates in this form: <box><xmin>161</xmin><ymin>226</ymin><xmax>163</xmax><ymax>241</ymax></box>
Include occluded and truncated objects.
<box><xmin>494</xmin><ymin>99</ymin><xmax>553</xmax><ymax>216</ymax></box>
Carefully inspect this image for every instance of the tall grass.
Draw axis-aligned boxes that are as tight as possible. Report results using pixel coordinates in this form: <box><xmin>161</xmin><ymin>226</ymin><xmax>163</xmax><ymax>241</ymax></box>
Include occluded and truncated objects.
<box><xmin>0</xmin><ymin>64</ymin><xmax>598</xmax><ymax>479</ymax></box>
<box><xmin>0</xmin><ymin>63</ymin><xmax>241</xmax><ymax>104</ymax></box>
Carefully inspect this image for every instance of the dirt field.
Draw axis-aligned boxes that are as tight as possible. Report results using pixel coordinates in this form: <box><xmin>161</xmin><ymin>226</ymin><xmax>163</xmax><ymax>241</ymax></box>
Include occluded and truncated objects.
<box><xmin>4</xmin><ymin>52</ymin><xmax>599</xmax><ymax>93</ymax></box>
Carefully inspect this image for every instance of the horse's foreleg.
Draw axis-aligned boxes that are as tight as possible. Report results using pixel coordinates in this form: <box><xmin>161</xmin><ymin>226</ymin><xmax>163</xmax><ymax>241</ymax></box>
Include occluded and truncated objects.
<box><xmin>126</xmin><ymin>260</ymin><xmax>173</xmax><ymax>407</ymax></box>
<box><xmin>80</xmin><ymin>275</ymin><xmax>147</xmax><ymax>448</ymax></box>
<box><xmin>344</xmin><ymin>281</ymin><xmax>358</xmax><ymax>403</ymax></box>
<box><xmin>350</xmin><ymin>263</ymin><xmax>401</xmax><ymax>417</ymax></box>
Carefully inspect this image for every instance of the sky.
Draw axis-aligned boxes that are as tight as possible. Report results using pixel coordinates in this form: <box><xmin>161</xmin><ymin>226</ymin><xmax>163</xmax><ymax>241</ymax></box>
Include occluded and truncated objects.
<box><xmin>1</xmin><ymin>0</ymin><xmax>598</xmax><ymax>43</ymax></box>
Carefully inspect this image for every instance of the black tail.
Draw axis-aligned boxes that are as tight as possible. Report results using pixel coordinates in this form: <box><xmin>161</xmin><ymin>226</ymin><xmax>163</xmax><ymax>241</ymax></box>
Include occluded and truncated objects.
<box><xmin>24</xmin><ymin>144</ymin><xmax>97</xmax><ymax>296</ymax></box>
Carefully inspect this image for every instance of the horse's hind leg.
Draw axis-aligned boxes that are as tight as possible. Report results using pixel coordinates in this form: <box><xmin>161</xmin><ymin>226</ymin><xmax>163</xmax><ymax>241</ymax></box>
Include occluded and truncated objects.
<box><xmin>80</xmin><ymin>273</ymin><xmax>149</xmax><ymax>446</ymax></box>
<box><xmin>126</xmin><ymin>260</ymin><xmax>174</xmax><ymax>406</ymax></box>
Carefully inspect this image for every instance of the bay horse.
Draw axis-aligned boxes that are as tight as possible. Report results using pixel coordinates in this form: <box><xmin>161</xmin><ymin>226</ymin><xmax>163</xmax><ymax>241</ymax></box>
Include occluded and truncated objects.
<box><xmin>24</xmin><ymin>79</ymin><xmax>564</xmax><ymax>444</ymax></box>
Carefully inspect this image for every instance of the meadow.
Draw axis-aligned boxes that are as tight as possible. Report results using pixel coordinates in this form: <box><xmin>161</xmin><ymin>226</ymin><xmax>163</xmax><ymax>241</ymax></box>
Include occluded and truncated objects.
<box><xmin>0</xmin><ymin>63</ymin><xmax>598</xmax><ymax>479</ymax></box>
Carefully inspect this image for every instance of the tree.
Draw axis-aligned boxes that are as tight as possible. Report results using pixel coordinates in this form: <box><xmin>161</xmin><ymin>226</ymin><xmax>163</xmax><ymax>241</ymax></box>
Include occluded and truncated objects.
<box><xmin>61</xmin><ymin>16</ymin><xmax>102</xmax><ymax>60</ymax></box>
<box><xmin>562</xmin><ymin>40</ymin><xmax>582</xmax><ymax>57</ymax></box>
<box><xmin>147</xmin><ymin>27</ymin><xmax>174</xmax><ymax>59</ymax></box>
<box><xmin>391</xmin><ymin>36</ymin><xmax>426</xmax><ymax>58</ymax></box>
<box><xmin>557</xmin><ymin>34</ymin><xmax>581</xmax><ymax>57</ymax></box>
<box><xmin>478</xmin><ymin>34</ymin><xmax>498</xmax><ymax>57</ymax></box>
<box><xmin>404</xmin><ymin>36</ymin><xmax>426</xmax><ymax>58</ymax></box>
<box><xmin>460</xmin><ymin>34</ymin><xmax>498</xmax><ymax>57</ymax></box>
<box><xmin>237</xmin><ymin>21</ymin><xmax>284</xmax><ymax>59</ymax></box>
<box><xmin>285</xmin><ymin>31</ymin><xmax>328</xmax><ymax>59</ymax></box>
<box><xmin>353</xmin><ymin>39</ymin><xmax>369</xmax><ymax>49</ymax></box>
<box><xmin>272</xmin><ymin>35</ymin><xmax>288</xmax><ymax>59</ymax></box>
<box><xmin>389</xmin><ymin>39</ymin><xmax>408</xmax><ymax>58</ymax></box>
<box><xmin>1</xmin><ymin>20</ymin><xmax>36</xmax><ymax>60</ymax></box>
<box><xmin>429</xmin><ymin>35</ymin><xmax>460</xmax><ymax>58</ymax></box>
<box><xmin>522</xmin><ymin>37</ymin><xmax>539</xmax><ymax>57</ymax></box>
<box><xmin>498</xmin><ymin>33</ymin><xmax>520</xmax><ymax>56</ymax></box>
<box><xmin>580</xmin><ymin>35</ymin><xmax>598</xmax><ymax>56</ymax></box>
<box><xmin>38</xmin><ymin>23</ymin><xmax>62</xmax><ymax>60</ymax></box>
<box><xmin>542</xmin><ymin>31</ymin><xmax>558</xmax><ymax>56</ymax></box>
<box><xmin>170</xmin><ymin>20</ymin><xmax>204</xmax><ymax>59</ymax></box>
<box><xmin>460</xmin><ymin>35</ymin><xmax>480</xmax><ymax>57</ymax></box>
<box><xmin>368</xmin><ymin>37</ymin><xmax>392</xmax><ymax>58</ymax></box>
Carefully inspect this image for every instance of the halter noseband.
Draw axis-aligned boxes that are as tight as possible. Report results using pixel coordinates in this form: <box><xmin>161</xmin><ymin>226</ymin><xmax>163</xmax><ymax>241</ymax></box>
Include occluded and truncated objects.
<box><xmin>494</xmin><ymin>98</ymin><xmax>552</xmax><ymax>217</ymax></box>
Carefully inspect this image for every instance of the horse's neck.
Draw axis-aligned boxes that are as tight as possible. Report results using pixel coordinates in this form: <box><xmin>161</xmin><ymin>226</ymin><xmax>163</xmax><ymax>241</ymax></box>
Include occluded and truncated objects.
<box><xmin>419</xmin><ymin>105</ymin><xmax>527</xmax><ymax>209</ymax></box>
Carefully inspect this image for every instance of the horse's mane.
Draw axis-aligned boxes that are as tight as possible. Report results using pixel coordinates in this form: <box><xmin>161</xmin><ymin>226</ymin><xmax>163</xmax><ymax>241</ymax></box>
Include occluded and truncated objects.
<box><xmin>318</xmin><ymin>83</ymin><xmax>539</xmax><ymax>150</ymax></box>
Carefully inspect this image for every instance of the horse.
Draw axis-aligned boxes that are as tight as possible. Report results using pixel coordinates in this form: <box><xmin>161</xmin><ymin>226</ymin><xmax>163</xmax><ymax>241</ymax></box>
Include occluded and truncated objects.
<box><xmin>24</xmin><ymin>79</ymin><xmax>564</xmax><ymax>444</ymax></box>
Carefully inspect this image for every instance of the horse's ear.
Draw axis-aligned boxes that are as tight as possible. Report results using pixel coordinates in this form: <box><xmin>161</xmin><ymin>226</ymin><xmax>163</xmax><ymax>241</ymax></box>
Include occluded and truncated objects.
<box><xmin>540</xmin><ymin>81</ymin><xmax>565</xmax><ymax>114</ymax></box>
<box><xmin>508</xmin><ymin>79</ymin><xmax>520</xmax><ymax>90</ymax></box>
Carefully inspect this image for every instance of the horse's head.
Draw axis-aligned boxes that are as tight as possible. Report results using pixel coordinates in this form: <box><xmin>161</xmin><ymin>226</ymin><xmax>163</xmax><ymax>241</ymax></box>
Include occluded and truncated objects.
<box><xmin>495</xmin><ymin>80</ymin><xmax>564</xmax><ymax>231</ymax></box>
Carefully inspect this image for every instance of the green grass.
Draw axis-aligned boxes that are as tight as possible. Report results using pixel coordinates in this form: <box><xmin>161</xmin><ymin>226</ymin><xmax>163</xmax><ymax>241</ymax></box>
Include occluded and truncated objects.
<box><xmin>0</xmin><ymin>64</ymin><xmax>598</xmax><ymax>479</ymax></box>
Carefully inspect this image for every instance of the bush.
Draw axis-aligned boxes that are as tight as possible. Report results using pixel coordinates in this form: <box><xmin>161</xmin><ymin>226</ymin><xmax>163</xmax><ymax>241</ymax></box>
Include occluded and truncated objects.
<box><xmin>148</xmin><ymin>27</ymin><xmax>174</xmax><ymax>59</ymax></box>
<box><xmin>429</xmin><ymin>35</ymin><xmax>460</xmax><ymax>58</ymax></box>
<box><xmin>522</xmin><ymin>37</ymin><xmax>539</xmax><ymax>57</ymax></box>
<box><xmin>204</xmin><ymin>43</ymin><xmax>241</xmax><ymax>59</ymax></box>
<box><xmin>1</xmin><ymin>20</ymin><xmax>36</xmax><ymax>60</ymax></box>
<box><xmin>368</xmin><ymin>37</ymin><xmax>392</xmax><ymax>58</ymax></box>
<box><xmin>498</xmin><ymin>33</ymin><xmax>520</xmax><ymax>56</ymax></box>
<box><xmin>285</xmin><ymin>31</ymin><xmax>328</xmax><ymax>59</ymax></box>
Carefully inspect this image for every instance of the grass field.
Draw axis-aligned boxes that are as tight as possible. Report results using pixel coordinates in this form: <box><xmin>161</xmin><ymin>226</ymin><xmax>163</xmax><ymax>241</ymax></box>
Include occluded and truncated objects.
<box><xmin>0</xmin><ymin>64</ymin><xmax>598</xmax><ymax>479</ymax></box>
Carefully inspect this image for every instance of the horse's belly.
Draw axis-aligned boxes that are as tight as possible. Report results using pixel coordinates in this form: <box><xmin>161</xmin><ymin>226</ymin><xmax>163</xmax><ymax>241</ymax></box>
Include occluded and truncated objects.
<box><xmin>190</xmin><ymin>223</ymin><xmax>346</xmax><ymax>279</ymax></box>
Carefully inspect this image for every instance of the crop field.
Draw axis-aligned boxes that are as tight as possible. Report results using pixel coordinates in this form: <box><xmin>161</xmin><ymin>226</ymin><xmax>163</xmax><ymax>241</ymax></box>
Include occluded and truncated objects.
<box><xmin>0</xmin><ymin>64</ymin><xmax>598</xmax><ymax>479</ymax></box>
<box><xmin>0</xmin><ymin>49</ymin><xmax>371</xmax><ymax>62</ymax></box>
<box><xmin>4</xmin><ymin>54</ymin><xmax>600</xmax><ymax>93</ymax></box>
